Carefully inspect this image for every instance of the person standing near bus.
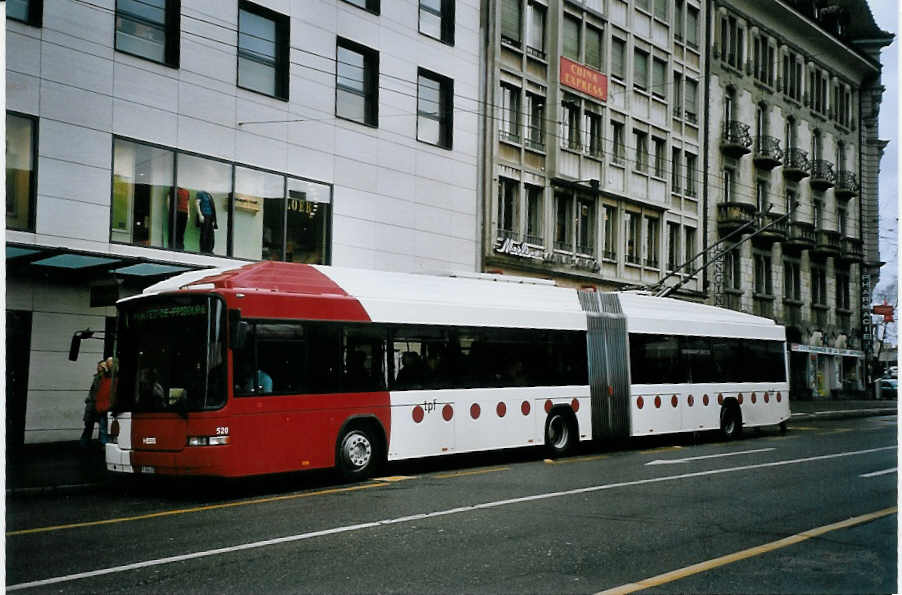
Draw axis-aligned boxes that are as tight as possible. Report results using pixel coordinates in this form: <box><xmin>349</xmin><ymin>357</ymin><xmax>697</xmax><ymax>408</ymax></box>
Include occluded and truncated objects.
<box><xmin>80</xmin><ymin>359</ymin><xmax>106</xmax><ymax>447</ymax></box>
<box><xmin>94</xmin><ymin>357</ymin><xmax>114</xmax><ymax>445</ymax></box>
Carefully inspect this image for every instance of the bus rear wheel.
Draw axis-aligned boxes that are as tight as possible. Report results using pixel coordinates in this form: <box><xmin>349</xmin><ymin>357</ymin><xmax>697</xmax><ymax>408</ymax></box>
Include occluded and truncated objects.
<box><xmin>545</xmin><ymin>410</ymin><xmax>576</xmax><ymax>457</ymax></box>
<box><xmin>337</xmin><ymin>427</ymin><xmax>378</xmax><ymax>481</ymax></box>
<box><xmin>720</xmin><ymin>404</ymin><xmax>742</xmax><ymax>440</ymax></box>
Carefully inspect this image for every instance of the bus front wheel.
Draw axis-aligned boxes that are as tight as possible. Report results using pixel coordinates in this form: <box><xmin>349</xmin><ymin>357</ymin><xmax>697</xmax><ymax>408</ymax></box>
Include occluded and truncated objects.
<box><xmin>720</xmin><ymin>404</ymin><xmax>742</xmax><ymax>440</ymax></box>
<box><xmin>337</xmin><ymin>427</ymin><xmax>377</xmax><ymax>481</ymax></box>
<box><xmin>545</xmin><ymin>410</ymin><xmax>576</xmax><ymax>457</ymax></box>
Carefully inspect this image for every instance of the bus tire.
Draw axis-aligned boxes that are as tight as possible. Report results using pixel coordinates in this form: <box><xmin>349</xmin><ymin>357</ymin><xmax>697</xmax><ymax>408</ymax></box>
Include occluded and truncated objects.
<box><xmin>544</xmin><ymin>409</ymin><xmax>576</xmax><ymax>457</ymax></box>
<box><xmin>336</xmin><ymin>425</ymin><xmax>379</xmax><ymax>482</ymax></box>
<box><xmin>720</xmin><ymin>403</ymin><xmax>742</xmax><ymax>440</ymax></box>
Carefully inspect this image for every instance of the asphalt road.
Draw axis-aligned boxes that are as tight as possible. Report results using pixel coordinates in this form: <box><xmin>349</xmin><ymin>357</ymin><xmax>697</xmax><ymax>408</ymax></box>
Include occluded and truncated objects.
<box><xmin>6</xmin><ymin>415</ymin><xmax>897</xmax><ymax>594</ymax></box>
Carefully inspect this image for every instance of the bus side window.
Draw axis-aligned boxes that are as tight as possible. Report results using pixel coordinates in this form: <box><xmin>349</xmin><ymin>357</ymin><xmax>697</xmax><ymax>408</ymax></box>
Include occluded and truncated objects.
<box><xmin>342</xmin><ymin>325</ymin><xmax>387</xmax><ymax>392</ymax></box>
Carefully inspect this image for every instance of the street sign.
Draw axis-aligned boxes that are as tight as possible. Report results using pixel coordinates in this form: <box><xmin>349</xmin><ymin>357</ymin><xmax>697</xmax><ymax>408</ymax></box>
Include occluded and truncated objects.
<box><xmin>872</xmin><ymin>303</ymin><xmax>894</xmax><ymax>322</ymax></box>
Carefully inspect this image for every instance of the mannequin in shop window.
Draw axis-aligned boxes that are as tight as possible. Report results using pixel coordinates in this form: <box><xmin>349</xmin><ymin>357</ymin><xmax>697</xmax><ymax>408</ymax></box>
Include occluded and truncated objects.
<box><xmin>195</xmin><ymin>191</ymin><xmax>218</xmax><ymax>253</ymax></box>
<box><xmin>174</xmin><ymin>187</ymin><xmax>190</xmax><ymax>249</ymax></box>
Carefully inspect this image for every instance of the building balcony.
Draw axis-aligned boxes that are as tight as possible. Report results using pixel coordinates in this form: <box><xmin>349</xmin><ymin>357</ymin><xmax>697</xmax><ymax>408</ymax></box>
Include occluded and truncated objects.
<box><xmin>835</xmin><ymin>170</ymin><xmax>859</xmax><ymax>200</ymax></box>
<box><xmin>720</xmin><ymin>121</ymin><xmax>752</xmax><ymax>158</ymax></box>
<box><xmin>810</xmin><ymin>159</ymin><xmax>836</xmax><ymax>191</ymax></box>
<box><xmin>782</xmin><ymin>148</ymin><xmax>810</xmax><ymax>181</ymax></box>
<box><xmin>753</xmin><ymin>136</ymin><xmax>784</xmax><ymax>170</ymax></box>
<box><xmin>782</xmin><ymin>221</ymin><xmax>815</xmax><ymax>254</ymax></box>
<box><xmin>717</xmin><ymin>202</ymin><xmax>757</xmax><ymax>235</ymax></box>
<box><xmin>840</xmin><ymin>236</ymin><xmax>863</xmax><ymax>263</ymax></box>
<box><xmin>753</xmin><ymin>211</ymin><xmax>788</xmax><ymax>246</ymax></box>
<box><xmin>811</xmin><ymin>229</ymin><xmax>841</xmax><ymax>258</ymax></box>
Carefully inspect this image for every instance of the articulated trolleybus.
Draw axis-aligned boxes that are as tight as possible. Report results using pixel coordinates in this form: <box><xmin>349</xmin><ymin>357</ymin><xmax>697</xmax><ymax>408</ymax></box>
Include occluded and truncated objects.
<box><xmin>104</xmin><ymin>262</ymin><xmax>789</xmax><ymax>480</ymax></box>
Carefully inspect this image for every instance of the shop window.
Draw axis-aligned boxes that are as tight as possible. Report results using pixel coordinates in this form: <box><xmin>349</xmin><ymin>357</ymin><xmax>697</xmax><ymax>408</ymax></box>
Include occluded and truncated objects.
<box><xmin>420</xmin><ymin>0</ymin><xmax>454</xmax><ymax>45</ymax></box>
<box><xmin>285</xmin><ymin>177</ymin><xmax>332</xmax><ymax>264</ymax></box>
<box><xmin>238</xmin><ymin>1</ymin><xmax>289</xmax><ymax>100</ymax></box>
<box><xmin>175</xmin><ymin>154</ymin><xmax>232</xmax><ymax>256</ymax></box>
<box><xmin>115</xmin><ymin>0</ymin><xmax>180</xmax><ymax>67</ymax></box>
<box><xmin>6</xmin><ymin>113</ymin><xmax>37</xmax><ymax>232</ymax></box>
<box><xmin>417</xmin><ymin>69</ymin><xmax>453</xmax><ymax>149</ymax></box>
<box><xmin>336</xmin><ymin>38</ymin><xmax>379</xmax><ymax>126</ymax></box>
<box><xmin>234</xmin><ymin>166</ymin><xmax>285</xmax><ymax>261</ymax></box>
<box><xmin>111</xmin><ymin>139</ymin><xmax>175</xmax><ymax>248</ymax></box>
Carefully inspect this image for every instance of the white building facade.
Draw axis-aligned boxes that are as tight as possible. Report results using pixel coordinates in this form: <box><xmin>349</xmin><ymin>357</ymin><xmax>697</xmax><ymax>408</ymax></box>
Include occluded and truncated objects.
<box><xmin>6</xmin><ymin>0</ymin><xmax>481</xmax><ymax>445</ymax></box>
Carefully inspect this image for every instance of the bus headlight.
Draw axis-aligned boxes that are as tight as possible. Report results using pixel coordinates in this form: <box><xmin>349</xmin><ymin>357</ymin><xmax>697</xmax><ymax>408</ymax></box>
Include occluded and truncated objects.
<box><xmin>187</xmin><ymin>435</ymin><xmax>231</xmax><ymax>446</ymax></box>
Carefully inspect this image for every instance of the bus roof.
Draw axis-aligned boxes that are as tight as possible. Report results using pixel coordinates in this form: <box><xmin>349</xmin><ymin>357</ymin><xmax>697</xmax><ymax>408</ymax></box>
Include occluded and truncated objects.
<box><xmin>138</xmin><ymin>262</ymin><xmax>784</xmax><ymax>339</ymax></box>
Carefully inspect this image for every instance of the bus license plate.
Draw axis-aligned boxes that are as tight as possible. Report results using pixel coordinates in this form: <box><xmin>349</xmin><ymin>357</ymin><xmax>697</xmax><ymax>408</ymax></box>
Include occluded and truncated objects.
<box><xmin>140</xmin><ymin>466</ymin><xmax>156</xmax><ymax>474</ymax></box>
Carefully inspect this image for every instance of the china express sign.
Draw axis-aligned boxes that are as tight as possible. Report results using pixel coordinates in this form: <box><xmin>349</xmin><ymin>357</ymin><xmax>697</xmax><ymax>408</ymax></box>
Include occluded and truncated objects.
<box><xmin>560</xmin><ymin>57</ymin><xmax>608</xmax><ymax>102</ymax></box>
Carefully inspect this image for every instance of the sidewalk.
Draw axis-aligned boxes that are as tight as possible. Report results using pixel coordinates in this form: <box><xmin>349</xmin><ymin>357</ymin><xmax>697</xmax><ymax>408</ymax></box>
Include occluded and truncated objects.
<box><xmin>6</xmin><ymin>399</ymin><xmax>897</xmax><ymax>495</ymax></box>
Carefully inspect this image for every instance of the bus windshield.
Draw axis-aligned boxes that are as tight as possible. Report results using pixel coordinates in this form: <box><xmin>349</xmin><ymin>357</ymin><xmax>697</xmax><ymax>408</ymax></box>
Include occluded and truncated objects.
<box><xmin>115</xmin><ymin>295</ymin><xmax>226</xmax><ymax>413</ymax></box>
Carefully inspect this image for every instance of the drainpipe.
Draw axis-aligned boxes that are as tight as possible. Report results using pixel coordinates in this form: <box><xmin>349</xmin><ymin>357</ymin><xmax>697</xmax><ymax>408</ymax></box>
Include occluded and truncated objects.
<box><xmin>701</xmin><ymin>0</ymin><xmax>713</xmax><ymax>299</ymax></box>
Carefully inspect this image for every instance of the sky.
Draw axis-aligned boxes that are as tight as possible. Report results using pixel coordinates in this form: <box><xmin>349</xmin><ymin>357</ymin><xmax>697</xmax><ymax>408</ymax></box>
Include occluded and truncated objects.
<box><xmin>868</xmin><ymin>2</ymin><xmax>898</xmax><ymax>345</ymax></box>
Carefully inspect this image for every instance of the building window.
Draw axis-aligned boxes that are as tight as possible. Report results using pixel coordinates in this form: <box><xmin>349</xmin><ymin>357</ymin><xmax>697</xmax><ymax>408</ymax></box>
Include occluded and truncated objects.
<box><xmin>722</xmin><ymin>168</ymin><xmax>734</xmax><ymax>202</ymax></box>
<box><xmin>754</xmin><ymin>253</ymin><xmax>772</xmax><ymax>296</ymax></box>
<box><xmin>811</xmin><ymin>129</ymin><xmax>822</xmax><ymax>160</ymax></box>
<box><xmin>674</xmin><ymin>0</ymin><xmax>683</xmax><ymax>40</ymax></box>
<box><xmin>633</xmin><ymin>130</ymin><xmax>648</xmax><ymax>172</ymax></box>
<box><xmin>238</xmin><ymin>2</ymin><xmax>289</xmax><ymax>100</ymax></box>
<box><xmin>633</xmin><ymin>48</ymin><xmax>649</xmax><ymax>91</ymax></box>
<box><xmin>645</xmin><ymin>217</ymin><xmax>659</xmax><ymax>268</ymax></box>
<box><xmin>6</xmin><ymin>113</ymin><xmax>37</xmax><ymax>232</ymax></box>
<box><xmin>653</xmin><ymin>0</ymin><xmax>667</xmax><ymax>21</ymax></box>
<box><xmin>686</xmin><ymin>6</ymin><xmax>699</xmax><ymax>48</ymax></box>
<box><xmin>7</xmin><ymin>0</ymin><xmax>42</xmax><ymax>26</ymax></box>
<box><xmin>612</xmin><ymin>121</ymin><xmax>625</xmax><ymax>164</ymax></box>
<box><xmin>684</xmin><ymin>227</ymin><xmax>696</xmax><ymax>269</ymax></box>
<box><xmin>585</xmin><ymin>24</ymin><xmax>604</xmax><ymax>71</ymax></box>
<box><xmin>625</xmin><ymin>211</ymin><xmax>640</xmax><ymax>265</ymax></box>
<box><xmin>584</xmin><ymin>111</ymin><xmax>603</xmax><ymax>158</ymax></box>
<box><xmin>525</xmin><ymin>185</ymin><xmax>544</xmax><ymax>245</ymax></box>
<box><xmin>685</xmin><ymin>153</ymin><xmax>697</xmax><ymax>197</ymax></box>
<box><xmin>724</xmin><ymin>249</ymin><xmax>741</xmax><ymax>290</ymax></box>
<box><xmin>672</xmin><ymin>72</ymin><xmax>683</xmax><ymax>116</ymax></box>
<box><xmin>111</xmin><ymin>138</ymin><xmax>176</xmax><ymax>250</ymax></box>
<box><xmin>526</xmin><ymin>93</ymin><xmax>546</xmax><ymax>151</ymax></box>
<box><xmin>115</xmin><ymin>0</ymin><xmax>179</xmax><ymax>67</ymax></box>
<box><xmin>563</xmin><ymin>14</ymin><xmax>581</xmax><ymax>61</ymax></box>
<box><xmin>671</xmin><ymin>148</ymin><xmax>682</xmax><ymax>191</ymax></box>
<box><xmin>784</xmin><ymin>53</ymin><xmax>802</xmax><ymax>102</ymax></box>
<box><xmin>498</xmin><ymin>178</ymin><xmax>519</xmax><ymax>239</ymax></box>
<box><xmin>837</xmin><ymin>207</ymin><xmax>847</xmax><ymax>236</ymax></box>
<box><xmin>684</xmin><ymin>79</ymin><xmax>698</xmax><ymax>123</ymax></box>
<box><xmin>811</xmin><ymin>265</ymin><xmax>827</xmax><ymax>306</ymax></box>
<box><xmin>554</xmin><ymin>192</ymin><xmax>573</xmax><ymax>251</ymax></box>
<box><xmin>526</xmin><ymin>1</ymin><xmax>545</xmax><ymax>59</ymax></box>
<box><xmin>667</xmin><ymin>222</ymin><xmax>680</xmax><ymax>271</ymax></box>
<box><xmin>652</xmin><ymin>57</ymin><xmax>666</xmax><ymax>99</ymax></box>
<box><xmin>785</xmin><ymin>116</ymin><xmax>796</xmax><ymax>151</ymax></box>
<box><xmin>836</xmin><ymin>270</ymin><xmax>851</xmax><ymax>310</ymax></box>
<box><xmin>336</xmin><ymin>39</ymin><xmax>379</xmax><ymax>126</ymax></box>
<box><xmin>813</xmin><ymin>199</ymin><xmax>823</xmax><ymax>229</ymax></box>
<box><xmin>784</xmin><ymin>260</ymin><xmax>801</xmax><ymax>301</ymax></box>
<box><xmin>420</xmin><ymin>0</ymin><xmax>454</xmax><ymax>45</ymax></box>
<box><xmin>235</xmin><ymin>167</ymin><xmax>283</xmax><ymax>261</ymax></box>
<box><xmin>343</xmin><ymin>0</ymin><xmax>379</xmax><ymax>14</ymax></box>
<box><xmin>611</xmin><ymin>37</ymin><xmax>626</xmax><ymax>80</ymax></box>
<box><xmin>561</xmin><ymin>97</ymin><xmax>581</xmax><ymax>151</ymax></box>
<box><xmin>499</xmin><ymin>84</ymin><xmax>521</xmax><ymax>143</ymax></box>
<box><xmin>787</xmin><ymin>188</ymin><xmax>798</xmax><ymax>221</ymax></box>
<box><xmin>576</xmin><ymin>197</ymin><xmax>595</xmax><ymax>255</ymax></box>
<box><xmin>721</xmin><ymin>14</ymin><xmax>744</xmax><ymax>69</ymax></box>
<box><xmin>501</xmin><ymin>0</ymin><xmax>521</xmax><ymax>47</ymax></box>
<box><xmin>756</xmin><ymin>180</ymin><xmax>769</xmax><ymax>212</ymax></box>
<box><xmin>603</xmin><ymin>205</ymin><xmax>617</xmax><ymax>260</ymax></box>
<box><xmin>417</xmin><ymin>69</ymin><xmax>453</xmax><ymax>149</ymax></box>
<box><xmin>653</xmin><ymin>137</ymin><xmax>666</xmax><ymax>178</ymax></box>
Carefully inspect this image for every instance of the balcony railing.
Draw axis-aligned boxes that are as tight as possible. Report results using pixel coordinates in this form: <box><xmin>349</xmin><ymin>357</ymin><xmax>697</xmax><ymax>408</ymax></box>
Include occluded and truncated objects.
<box><xmin>810</xmin><ymin>159</ymin><xmax>836</xmax><ymax>190</ymax></box>
<box><xmin>499</xmin><ymin>129</ymin><xmax>521</xmax><ymax>144</ymax></box>
<box><xmin>840</xmin><ymin>236</ymin><xmax>863</xmax><ymax>263</ymax></box>
<box><xmin>754</xmin><ymin>135</ymin><xmax>784</xmax><ymax>170</ymax></box>
<box><xmin>783</xmin><ymin>221</ymin><xmax>815</xmax><ymax>253</ymax></box>
<box><xmin>812</xmin><ymin>229</ymin><xmax>841</xmax><ymax>258</ymax></box>
<box><xmin>717</xmin><ymin>202</ymin><xmax>757</xmax><ymax>235</ymax></box>
<box><xmin>835</xmin><ymin>170</ymin><xmax>859</xmax><ymax>199</ymax></box>
<box><xmin>721</xmin><ymin>121</ymin><xmax>752</xmax><ymax>157</ymax></box>
<box><xmin>782</xmin><ymin>148</ymin><xmax>810</xmax><ymax>181</ymax></box>
<box><xmin>754</xmin><ymin>210</ymin><xmax>788</xmax><ymax>245</ymax></box>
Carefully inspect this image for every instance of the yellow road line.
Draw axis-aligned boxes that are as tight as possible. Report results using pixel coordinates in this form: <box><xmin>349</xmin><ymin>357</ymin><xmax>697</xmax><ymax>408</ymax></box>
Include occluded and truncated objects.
<box><xmin>639</xmin><ymin>446</ymin><xmax>682</xmax><ymax>454</ymax></box>
<box><xmin>819</xmin><ymin>428</ymin><xmax>853</xmax><ymax>435</ymax></box>
<box><xmin>434</xmin><ymin>467</ymin><xmax>509</xmax><ymax>479</ymax></box>
<box><xmin>371</xmin><ymin>475</ymin><xmax>417</xmax><ymax>482</ymax></box>
<box><xmin>597</xmin><ymin>507</ymin><xmax>897</xmax><ymax>595</ymax></box>
<box><xmin>544</xmin><ymin>454</ymin><xmax>609</xmax><ymax>465</ymax></box>
<box><xmin>7</xmin><ymin>482</ymin><xmax>388</xmax><ymax>537</ymax></box>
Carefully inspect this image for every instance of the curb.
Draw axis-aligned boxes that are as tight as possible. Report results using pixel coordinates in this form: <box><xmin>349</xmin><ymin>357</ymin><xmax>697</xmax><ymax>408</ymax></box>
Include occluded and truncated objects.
<box><xmin>790</xmin><ymin>407</ymin><xmax>898</xmax><ymax>422</ymax></box>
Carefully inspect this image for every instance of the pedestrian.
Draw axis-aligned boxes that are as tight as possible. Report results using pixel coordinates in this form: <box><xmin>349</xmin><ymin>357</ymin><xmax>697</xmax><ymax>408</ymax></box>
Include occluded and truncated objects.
<box><xmin>95</xmin><ymin>357</ymin><xmax>114</xmax><ymax>445</ymax></box>
<box><xmin>80</xmin><ymin>359</ymin><xmax>105</xmax><ymax>448</ymax></box>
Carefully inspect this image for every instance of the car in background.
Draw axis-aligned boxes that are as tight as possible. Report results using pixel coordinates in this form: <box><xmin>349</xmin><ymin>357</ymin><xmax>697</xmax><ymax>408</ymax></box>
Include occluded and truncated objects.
<box><xmin>876</xmin><ymin>377</ymin><xmax>898</xmax><ymax>400</ymax></box>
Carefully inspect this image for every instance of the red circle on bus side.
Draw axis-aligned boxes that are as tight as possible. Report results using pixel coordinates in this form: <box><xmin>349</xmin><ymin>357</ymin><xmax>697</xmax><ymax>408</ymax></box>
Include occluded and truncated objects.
<box><xmin>497</xmin><ymin>402</ymin><xmax>507</xmax><ymax>417</ymax></box>
<box><xmin>738</xmin><ymin>394</ymin><xmax>744</xmax><ymax>405</ymax></box>
<box><xmin>751</xmin><ymin>393</ymin><xmax>757</xmax><ymax>404</ymax></box>
<box><xmin>442</xmin><ymin>404</ymin><xmax>453</xmax><ymax>421</ymax></box>
<box><xmin>654</xmin><ymin>396</ymin><xmax>662</xmax><ymax>409</ymax></box>
<box><xmin>470</xmin><ymin>403</ymin><xmax>481</xmax><ymax>419</ymax></box>
<box><xmin>571</xmin><ymin>398</ymin><xmax>580</xmax><ymax>412</ymax></box>
<box><xmin>412</xmin><ymin>405</ymin><xmax>424</xmax><ymax>423</ymax></box>
<box><xmin>637</xmin><ymin>396</ymin><xmax>644</xmax><ymax>409</ymax></box>
<box><xmin>688</xmin><ymin>395</ymin><xmax>694</xmax><ymax>407</ymax></box>
<box><xmin>671</xmin><ymin>395</ymin><xmax>678</xmax><ymax>408</ymax></box>
<box><xmin>718</xmin><ymin>394</ymin><xmax>724</xmax><ymax>405</ymax></box>
<box><xmin>703</xmin><ymin>394</ymin><xmax>710</xmax><ymax>406</ymax></box>
<box><xmin>544</xmin><ymin>399</ymin><xmax>553</xmax><ymax>414</ymax></box>
<box><xmin>764</xmin><ymin>392</ymin><xmax>770</xmax><ymax>403</ymax></box>
<box><xmin>521</xmin><ymin>401</ymin><xmax>531</xmax><ymax>415</ymax></box>
<box><xmin>777</xmin><ymin>392</ymin><xmax>782</xmax><ymax>402</ymax></box>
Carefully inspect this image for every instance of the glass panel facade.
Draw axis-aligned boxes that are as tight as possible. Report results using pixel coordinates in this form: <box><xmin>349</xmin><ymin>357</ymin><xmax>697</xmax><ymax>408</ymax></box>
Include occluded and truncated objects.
<box><xmin>235</xmin><ymin>166</ymin><xmax>285</xmax><ymax>261</ymax></box>
<box><xmin>6</xmin><ymin>114</ymin><xmax>36</xmax><ymax>232</ymax></box>
<box><xmin>111</xmin><ymin>139</ymin><xmax>174</xmax><ymax>248</ymax></box>
<box><xmin>176</xmin><ymin>154</ymin><xmax>231</xmax><ymax>256</ymax></box>
<box><xmin>285</xmin><ymin>177</ymin><xmax>331</xmax><ymax>263</ymax></box>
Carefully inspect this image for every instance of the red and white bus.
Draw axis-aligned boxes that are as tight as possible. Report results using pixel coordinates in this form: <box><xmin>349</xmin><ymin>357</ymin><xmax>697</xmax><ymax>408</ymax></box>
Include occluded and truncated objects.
<box><xmin>99</xmin><ymin>261</ymin><xmax>790</xmax><ymax>480</ymax></box>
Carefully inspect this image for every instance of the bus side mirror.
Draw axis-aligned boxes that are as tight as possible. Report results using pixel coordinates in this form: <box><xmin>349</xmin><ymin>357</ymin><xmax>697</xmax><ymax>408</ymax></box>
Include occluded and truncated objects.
<box><xmin>68</xmin><ymin>329</ymin><xmax>94</xmax><ymax>361</ymax></box>
<box><xmin>229</xmin><ymin>310</ymin><xmax>248</xmax><ymax>350</ymax></box>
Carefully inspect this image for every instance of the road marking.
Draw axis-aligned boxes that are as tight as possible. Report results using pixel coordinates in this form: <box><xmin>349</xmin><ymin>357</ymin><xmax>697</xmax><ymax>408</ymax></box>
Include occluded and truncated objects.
<box><xmin>787</xmin><ymin>426</ymin><xmax>817</xmax><ymax>431</ymax></box>
<box><xmin>639</xmin><ymin>445</ymin><xmax>683</xmax><ymax>454</ymax></box>
<box><xmin>545</xmin><ymin>454</ymin><xmax>609</xmax><ymax>465</ymax></box>
<box><xmin>5</xmin><ymin>482</ymin><xmax>388</xmax><ymax>537</ymax></box>
<box><xmin>646</xmin><ymin>448</ymin><xmax>774</xmax><ymax>466</ymax></box>
<box><xmin>596</xmin><ymin>507</ymin><xmax>897</xmax><ymax>595</ymax></box>
<box><xmin>371</xmin><ymin>475</ymin><xmax>416</xmax><ymax>482</ymax></box>
<box><xmin>818</xmin><ymin>428</ymin><xmax>852</xmax><ymax>435</ymax></box>
<box><xmin>7</xmin><ymin>444</ymin><xmax>895</xmax><ymax>591</ymax></box>
<box><xmin>860</xmin><ymin>467</ymin><xmax>897</xmax><ymax>478</ymax></box>
<box><xmin>434</xmin><ymin>467</ymin><xmax>509</xmax><ymax>479</ymax></box>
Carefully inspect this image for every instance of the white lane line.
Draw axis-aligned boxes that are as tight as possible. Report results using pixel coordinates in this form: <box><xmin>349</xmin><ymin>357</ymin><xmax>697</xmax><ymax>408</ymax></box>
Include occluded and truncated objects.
<box><xmin>860</xmin><ymin>467</ymin><xmax>897</xmax><ymax>478</ymax></box>
<box><xmin>8</xmin><ymin>445</ymin><xmax>895</xmax><ymax>592</ymax></box>
<box><xmin>646</xmin><ymin>448</ymin><xmax>775</xmax><ymax>466</ymax></box>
